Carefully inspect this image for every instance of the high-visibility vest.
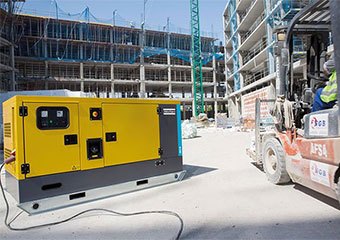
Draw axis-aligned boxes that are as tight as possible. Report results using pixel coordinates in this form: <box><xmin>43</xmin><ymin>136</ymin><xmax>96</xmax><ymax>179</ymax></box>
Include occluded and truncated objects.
<box><xmin>321</xmin><ymin>71</ymin><xmax>337</xmax><ymax>103</ymax></box>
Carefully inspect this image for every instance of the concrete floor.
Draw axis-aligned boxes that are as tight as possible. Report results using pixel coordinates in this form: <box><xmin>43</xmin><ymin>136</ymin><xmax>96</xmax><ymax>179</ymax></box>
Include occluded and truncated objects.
<box><xmin>1</xmin><ymin>128</ymin><xmax>340</xmax><ymax>239</ymax></box>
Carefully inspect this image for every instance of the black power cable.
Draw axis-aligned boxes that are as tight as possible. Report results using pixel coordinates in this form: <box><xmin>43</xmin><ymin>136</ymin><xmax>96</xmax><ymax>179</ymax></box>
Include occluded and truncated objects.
<box><xmin>0</xmin><ymin>163</ymin><xmax>183</xmax><ymax>240</ymax></box>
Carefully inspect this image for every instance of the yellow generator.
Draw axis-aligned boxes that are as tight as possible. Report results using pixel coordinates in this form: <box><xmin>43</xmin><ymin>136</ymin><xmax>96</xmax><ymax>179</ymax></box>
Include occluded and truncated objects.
<box><xmin>3</xmin><ymin>96</ymin><xmax>185</xmax><ymax>214</ymax></box>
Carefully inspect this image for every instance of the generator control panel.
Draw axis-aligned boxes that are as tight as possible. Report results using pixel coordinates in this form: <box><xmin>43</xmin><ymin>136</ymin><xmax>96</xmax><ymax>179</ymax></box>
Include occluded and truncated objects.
<box><xmin>37</xmin><ymin>106</ymin><xmax>69</xmax><ymax>130</ymax></box>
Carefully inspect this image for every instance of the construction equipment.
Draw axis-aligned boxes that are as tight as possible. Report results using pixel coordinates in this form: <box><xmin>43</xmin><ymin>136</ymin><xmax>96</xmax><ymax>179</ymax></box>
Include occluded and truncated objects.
<box><xmin>248</xmin><ymin>0</ymin><xmax>340</xmax><ymax>203</ymax></box>
<box><xmin>2</xmin><ymin>96</ymin><xmax>185</xmax><ymax>214</ymax></box>
<box><xmin>190</xmin><ymin>0</ymin><xmax>204</xmax><ymax>116</ymax></box>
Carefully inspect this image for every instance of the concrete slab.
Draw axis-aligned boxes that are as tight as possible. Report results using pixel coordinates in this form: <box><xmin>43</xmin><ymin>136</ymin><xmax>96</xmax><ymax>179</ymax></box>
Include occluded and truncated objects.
<box><xmin>1</xmin><ymin>128</ymin><xmax>340</xmax><ymax>239</ymax></box>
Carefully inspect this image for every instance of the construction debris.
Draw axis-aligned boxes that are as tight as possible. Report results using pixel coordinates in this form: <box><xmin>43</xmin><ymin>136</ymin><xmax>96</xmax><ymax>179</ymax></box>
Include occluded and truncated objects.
<box><xmin>182</xmin><ymin>120</ymin><xmax>198</xmax><ymax>139</ymax></box>
<box><xmin>216</xmin><ymin>113</ymin><xmax>235</xmax><ymax>128</ymax></box>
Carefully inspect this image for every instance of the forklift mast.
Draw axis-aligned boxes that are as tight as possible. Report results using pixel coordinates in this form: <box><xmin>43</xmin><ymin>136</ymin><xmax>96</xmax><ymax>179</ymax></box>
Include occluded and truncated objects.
<box><xmin>280</xmin><ymin>0</ymin><xmax>332</xmax><ymax>100</ymax></box>
<box><xmin>330</xmin><ymin>0</ymin><xmax>340</xmax><ymax>121</ymax></box>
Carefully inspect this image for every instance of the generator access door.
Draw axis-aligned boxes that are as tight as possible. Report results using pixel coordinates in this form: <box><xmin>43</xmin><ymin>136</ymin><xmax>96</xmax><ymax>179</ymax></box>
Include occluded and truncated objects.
<box><xmin>102</xmin><ymin>103</ymin><xmax>160</xmax><ymax>166</ymax></box>
<box><xmin>23</xmin><ymin>102</ymin><xmax>80</xmax><ymax>178</ymax></box>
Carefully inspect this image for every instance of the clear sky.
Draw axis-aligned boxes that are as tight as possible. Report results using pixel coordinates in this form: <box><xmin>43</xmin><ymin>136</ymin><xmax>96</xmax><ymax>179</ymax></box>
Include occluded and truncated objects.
<box><xmin>21</xmin><ymin>0</ymin><xmax>226</xmax><ymax>43</ymax></box>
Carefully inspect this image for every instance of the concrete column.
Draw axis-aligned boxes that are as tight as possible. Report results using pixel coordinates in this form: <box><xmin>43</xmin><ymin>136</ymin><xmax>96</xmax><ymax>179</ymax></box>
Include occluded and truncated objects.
<box><xmin>80</xmin><ymin>62</ymin><xmax>84</xmax><ymax>92</ymax></box>
<box><xmin>140</xmin><ymin>65</ymin><xmax>146</xmax><ymax>98</ymax></box>
<box><xmin>190</xmin><ymin>58</ymin><xmax>195</xmax><ymax>116</ymax></box>
<box><xmin>110</xmin><ymin>28</ymin><xmax>114</xmax><ymax>61</ymax></box>
<box><xmin>167</xmin><ymin>51</ymin><xmax>172</xmax><ymax>98</ymax></box>
<box><xmin>79</xmin><ymin>24</ymin><xmax>84</xmax><ymax>92</ymax></box>
<box><xmin>43</xmin><ymin>18</ymin><xmax>48</xmax><ymax>59</ymax></box>
<box><xmin>213</xmin><ymin>55</ymin><xmax>218</xmax><ymax>124</ymax></box>
<box><xmin>110</xmin><ymin>63</ymin><xmax>115</xmax><ymax>98</ymax></box>
<box><xmin>44</xmin><ymin>61</ymin><xmax>48</xmax><ymax>78</ymax></box>
<box><xmin>44</xmin><ymin>61</ymin><xmax>48</xmax><ymax>90</ymax></box>
<box><xmin>8</xmin><ymin>0</ymin><xmax>16</xmax><ymax>91</ymax></box>
<box><xmin>139</xmin><ymin>26</ymin><xmax>146</xmax><ymax>98</ymax></box>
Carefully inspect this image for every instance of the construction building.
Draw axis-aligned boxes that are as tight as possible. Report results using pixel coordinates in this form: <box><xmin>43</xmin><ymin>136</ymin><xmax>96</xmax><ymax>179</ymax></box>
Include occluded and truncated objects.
<box><xmin>0</xmin><ymin>1</ymin><xmax>226</xmax><ymax>119</ymax></box>
<box><xmin>223</xmin><ymin>0</ymin><xmax>311</xmax><ymax>120</ymax></box>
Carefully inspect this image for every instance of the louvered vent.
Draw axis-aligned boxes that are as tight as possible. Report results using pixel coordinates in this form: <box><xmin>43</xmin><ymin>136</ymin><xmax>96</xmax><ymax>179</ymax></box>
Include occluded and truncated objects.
<box><xmin>4</xmin><ymin>123</ymin><xmax>11</xmax><ymax>138</ymax></box>
<box><xmin>4</xmin><ymin>148</ymin><xmax>12</xmax><ymax>159</ymax></box>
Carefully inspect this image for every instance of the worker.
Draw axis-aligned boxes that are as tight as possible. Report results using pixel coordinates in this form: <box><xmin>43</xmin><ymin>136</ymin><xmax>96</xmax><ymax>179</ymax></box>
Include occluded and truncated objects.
<box><xmin>312</xmin><ymin>54</ymin><xmax>337</xmax><ymax>112</ymax></box>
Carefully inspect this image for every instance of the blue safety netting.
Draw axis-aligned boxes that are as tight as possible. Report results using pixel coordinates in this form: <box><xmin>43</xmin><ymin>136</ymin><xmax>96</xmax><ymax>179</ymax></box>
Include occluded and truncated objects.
<box><xmin>21</xmin><ymin>0</ymin><xmax>219</xmax><ymax>38</ymax></box>
<box><xmin>144</xmin><ymin>47</ymin><xmax>224</xmax><ymax>65</ymax></box>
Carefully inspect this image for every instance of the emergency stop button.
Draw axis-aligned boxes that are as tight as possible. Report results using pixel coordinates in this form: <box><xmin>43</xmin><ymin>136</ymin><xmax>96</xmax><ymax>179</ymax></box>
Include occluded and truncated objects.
<box><xmin>90</xmin><ymin>108</ymin><xmax>102</xmax><ymax>120</ymax></box>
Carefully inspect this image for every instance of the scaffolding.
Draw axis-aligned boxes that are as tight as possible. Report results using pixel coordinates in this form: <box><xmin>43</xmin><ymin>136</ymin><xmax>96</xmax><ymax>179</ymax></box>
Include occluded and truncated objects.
<box><xmin>0</xmin><ymin>1</ymin><xmax>227</xmax><ymax>119</ymax></box>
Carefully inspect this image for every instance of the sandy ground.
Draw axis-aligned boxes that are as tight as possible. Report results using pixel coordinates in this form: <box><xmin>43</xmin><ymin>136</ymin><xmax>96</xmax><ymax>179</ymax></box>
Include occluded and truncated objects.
<box><xmin>1</xmin><ymin>128</ymin><xmax>340</xmax><ymax>239</ymax></box>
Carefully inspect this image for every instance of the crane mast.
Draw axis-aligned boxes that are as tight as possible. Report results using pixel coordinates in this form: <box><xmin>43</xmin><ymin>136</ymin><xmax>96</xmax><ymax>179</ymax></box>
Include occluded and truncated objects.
<box><xmin>190</xmin><ymin>0</ymin><xmax>204</xmax><ymax>116</ymax></box>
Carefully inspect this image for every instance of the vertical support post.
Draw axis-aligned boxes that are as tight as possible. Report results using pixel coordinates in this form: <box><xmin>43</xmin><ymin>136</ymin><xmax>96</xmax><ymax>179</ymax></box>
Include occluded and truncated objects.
<box><xmin>190</xmin><ymin>58</ymin><xmax>195</xmax><ymax>113</ymax></box>
<box><xmin>110</xmin><ymin>63</ymin><xmax>115</xmax><ymax>98</ymax></box>
<box><xmin>80</xmin><ymin>62</ymin><xmax>84</xmax><ymax>92</ymax></box>
<box><xmin>167</xmin><ymin>51</ymin><xmax>172</xmax><ymax>98</ymax></box>
<box><xmin>79</xmin><ymin>21</ymin><xmax>84</xmax><ymax>92</ymax></box>
<box><xmin>255</xmin><ymin>98</ymin><xmax>261</xmax><ymax>164</ymax></box>
<box><xmin>44</xmin><ymin>61</ymin><xmax>49</xmax><ymax>90</ymax></box>
<box><xmin>140</xmin><ymin>65</ymin><xmax>146</xmax><ymax>98</ymax></box>
<box><xmin>329</xmin><ymin>0</ymin><xmax>340</xmax><ymax>131</ymax></box>
<box><xmin>139</xmin><ymin>0</ymin><xmax>148</xmax><ymax>98</ymax></box>
<box><xmin>213</xmin><ymin>55</ymin><xmax>218</xmax><ymax>125</ymax></box>
<box><xmin>264</xmin><ymin>0</ymin><xmax>275</xmax><ymax>74</ymax></box>
<box><xmin>167</xmin><ymin>18</ymin><xmax>172</xmax><ymax>98</ymax></box>
<box><xmin>110</xmin><ymin>27</ymin><xmax>113</xmax><ymax>61</ymax></box>
<box><xmin>140</xmin><ymin>26</ymin><xmax>146</xmax><ymax>98</ymax></box>
<box><xmin>8</xmin><ymin>0</ymin><xmax>16</xmax><ymax>91</ymax></box>
<box><xmin>43</xmin><ymin>18</ymin><xmax>48</xmax><ymax>58</ymax></box>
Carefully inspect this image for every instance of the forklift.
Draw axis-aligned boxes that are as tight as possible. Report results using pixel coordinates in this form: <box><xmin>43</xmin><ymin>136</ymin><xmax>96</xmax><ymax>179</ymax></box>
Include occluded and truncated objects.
<box><xmin>248</xmin><ymin>0</ymin><xmax>340</xmax><ymax>203</ymax></box>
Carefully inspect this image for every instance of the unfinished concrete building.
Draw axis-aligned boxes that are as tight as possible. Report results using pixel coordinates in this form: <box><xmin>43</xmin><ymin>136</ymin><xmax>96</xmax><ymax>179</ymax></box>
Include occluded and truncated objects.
<box><xmin>223</xmin><ymin>0</ymin><xmax>310</xmax><ymax>121</ymax></box>
<box><xmin>0</xmin><ymin>1</ymin><xmax>226</xmax><ymax>119</ymax></box>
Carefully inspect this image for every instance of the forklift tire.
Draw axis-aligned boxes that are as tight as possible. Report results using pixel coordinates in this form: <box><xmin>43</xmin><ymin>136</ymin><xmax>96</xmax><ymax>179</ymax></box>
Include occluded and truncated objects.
<box><xmin>263</xmin><ymin>138</ymin><xmax>291</xmax><ymax>184</ymax></box>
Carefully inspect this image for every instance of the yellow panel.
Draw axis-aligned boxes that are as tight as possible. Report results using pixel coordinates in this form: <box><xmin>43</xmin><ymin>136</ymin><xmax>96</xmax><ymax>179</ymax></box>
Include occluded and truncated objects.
<box><xmin>23</xmin><ymin>102</ymin><xmax>80</xmax><ymax>178</ymax></box>
<box><xmin>3</xmin><ymin>99</ymin><xmax>16</xmax><ymax>177</ymax></box>
<box><xmin>102</xmin><ymin>103</ymin><xmax>160</xmax><ymax>166</ymax></box>
<box><xmin>78</xmin><ymin>102</ymin><xmax>104</xmax><ymax>170</ymax></box>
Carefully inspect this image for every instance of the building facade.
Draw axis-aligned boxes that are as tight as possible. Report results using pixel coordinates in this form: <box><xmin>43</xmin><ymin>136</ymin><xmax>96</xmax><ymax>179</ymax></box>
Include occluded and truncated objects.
<box><xmin>0</xmin><ymin>2</ymin><xmax>226</xmax><ymax>119</ymax></box>
<box><xmin>223</xmin><ymin>0</ymin><xmax>310</xmax><ymax>120</ymax></box>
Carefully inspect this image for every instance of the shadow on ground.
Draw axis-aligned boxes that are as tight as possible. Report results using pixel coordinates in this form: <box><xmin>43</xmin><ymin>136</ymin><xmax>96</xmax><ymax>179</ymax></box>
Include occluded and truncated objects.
<box><xmin>183</xmin><ymin>164</ymin><xmax>217</xmax><ymax>179</ymax></box>
<box><xmin>294</xmin><ymin>184</ymin><xmax>340</xmax><ymax>210</ymax></box>
<box><xmin>182</xmin><ymin>136</ymin><xmax>202</xmax><ymax>140</ymax></box>
<box><xmin>250</xmin><ymin>162</ymin><xmax>264</xmax><ymax>172</ymax></box>
<box><xmin>181</xmin><ymin>217</ymin><xmax>340</xmax><ymax>239</ymax></box>
<box><xmin>250</xmin><ymin>161</ymin><xmax>340</xmax><ymax>210</ymax></box>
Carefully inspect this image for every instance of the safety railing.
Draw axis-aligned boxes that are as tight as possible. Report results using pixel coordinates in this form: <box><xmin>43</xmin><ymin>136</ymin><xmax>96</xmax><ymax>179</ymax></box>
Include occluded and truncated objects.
<box><xmin>244</xmin><ymin>68</ymin><xmax>269</xmax><ymax>86</ymax></box>
<box><xmin>239</xmin><ymin>0</ymin><xmax>258</xmax><ymax>23</ymax></box>
<box><xmin>240</xmin><ymin>12</ymin><xmax>265</xmax><ymax>44</ymax></box>
<box><xmin>243</xmin><ymin>40</ymin><xmax>267</xmax><ymax>64</ymax></box>
<box><xmin>0</xmin><ymin>52</ymin><xmax>10</xmax><ymax>66</ymax></box>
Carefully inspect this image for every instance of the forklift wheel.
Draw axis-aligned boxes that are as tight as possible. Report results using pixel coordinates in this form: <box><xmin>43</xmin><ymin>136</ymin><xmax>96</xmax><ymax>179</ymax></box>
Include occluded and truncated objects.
<box><xmin>263</xmin><ymin>138</ymin><xmax>291</xmax><ymax>184</ymax></box>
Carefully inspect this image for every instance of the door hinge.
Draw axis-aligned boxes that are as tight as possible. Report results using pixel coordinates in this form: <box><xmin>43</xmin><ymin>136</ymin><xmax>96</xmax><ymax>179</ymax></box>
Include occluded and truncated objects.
<box><xmin>157</xmin><ymin>107</ymin><xmax>162</xmax><ymax>115</ymax></box>
<box><xmin>158</xmin><ymin>147</ymin><xmax>164</xmax><ymax>156</ymax></box>
<box><xmin>21</xmin><ymin>163</ymin><xmax>30</xmax><ymax>174</ymax></box>
<box><xmin>19</xmin><ymin>106</ymin><xmax>28</xmax><ymax>117</ymax></box>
